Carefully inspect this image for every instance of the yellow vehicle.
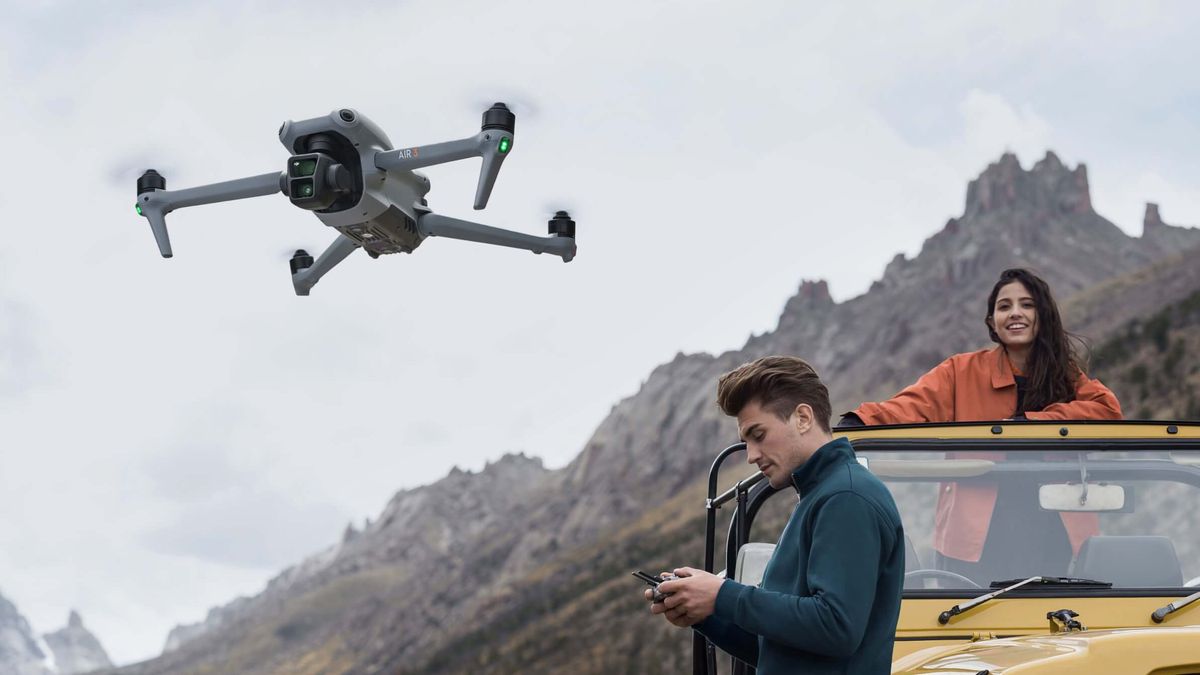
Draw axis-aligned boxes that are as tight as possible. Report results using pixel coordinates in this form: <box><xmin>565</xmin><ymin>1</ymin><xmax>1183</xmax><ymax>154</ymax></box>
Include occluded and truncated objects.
<box><xmin>695</xmin><ymin>421</ymin><xmax>1200</xmax><ymax>674</ymax></box>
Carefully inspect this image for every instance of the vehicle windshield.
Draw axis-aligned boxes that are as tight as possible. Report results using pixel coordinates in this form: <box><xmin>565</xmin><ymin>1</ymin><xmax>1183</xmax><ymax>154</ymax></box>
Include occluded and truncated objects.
<box><xmin>856</xmin><ymin>447</ymin><xmax>1200</xmax><ymax>592</ymax></box>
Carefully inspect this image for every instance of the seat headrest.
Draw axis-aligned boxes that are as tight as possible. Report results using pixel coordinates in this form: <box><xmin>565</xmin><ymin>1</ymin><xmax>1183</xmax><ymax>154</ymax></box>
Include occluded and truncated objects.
<box><xmin>1072</xmin><ymin>536</ymin><xmax>1183</xmax><ymax>587</ymax></box>
<box><xmin>735</xmin><ymin>543</ymin><xmax>776</xmax><ymax>587</ymax></box>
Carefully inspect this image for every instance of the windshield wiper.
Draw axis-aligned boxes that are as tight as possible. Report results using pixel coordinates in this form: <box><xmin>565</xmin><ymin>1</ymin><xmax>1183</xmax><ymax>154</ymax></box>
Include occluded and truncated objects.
<box><xmin>938</xmin><ymin>576</ymin><xmax>1112</xmax><ymax>625</ymax></box>
<box><xmin>1151</xmin><ymin>589</ymin><xmax>1200</xmax><ymax>623</ymax></box>
<box><xmin>988</xmin><ymin>576</ymin><xmax>1111</xmax><ymax>588</ymax></box>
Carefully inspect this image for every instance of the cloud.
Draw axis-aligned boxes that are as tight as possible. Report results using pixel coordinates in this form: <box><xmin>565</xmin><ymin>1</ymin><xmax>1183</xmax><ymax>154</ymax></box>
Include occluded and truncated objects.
<box><xmin>141</xmin><ymin>487</ymin><xmax>348</xmax><ymax>570</ymax></box>
<box><xmin>0</xmin><ymin>299</ymin><xmax>44</xmax><ymax>397</ymax></box>
<box><xmin>959</xmin><ymin>89</ymin><xmax>1053</xmax><ymax>170</ymax></box>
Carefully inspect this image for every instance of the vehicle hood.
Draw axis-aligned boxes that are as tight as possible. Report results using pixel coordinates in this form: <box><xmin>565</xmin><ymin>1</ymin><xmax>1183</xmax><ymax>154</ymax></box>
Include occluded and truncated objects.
<box><xmin>891</xmin><ymin>626</ymin><xmax>1200</xmax><ymax>674</ymax></box>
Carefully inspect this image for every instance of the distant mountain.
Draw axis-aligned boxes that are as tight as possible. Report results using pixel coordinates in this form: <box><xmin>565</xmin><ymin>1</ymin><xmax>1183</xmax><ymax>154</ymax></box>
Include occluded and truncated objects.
<box><xmin>0</xmin><ymin>591</ymin><xmax>50</xmax><ymax>675</ymax></box>
<box><xmin>42</xmin><ymin>612</ymin><xmax>112</xmax><ymax>675</ymax></box>
<box><xmin>0</xmin><ymin>594</ymin><xmax>110</xmax><ymax>675</ymax></box>
<box><xmin>106</xmin><ymin>152</ymin><xmax>1200</xmax><ymax>674</ymax></box>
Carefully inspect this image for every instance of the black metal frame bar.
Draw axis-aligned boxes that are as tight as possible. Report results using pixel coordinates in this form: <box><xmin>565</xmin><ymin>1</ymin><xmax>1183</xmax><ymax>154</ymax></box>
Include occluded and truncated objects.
<box><xmin>694</xmin><ymin>442</ymin><xmax>745</xmax><ymax>675</ymax></box>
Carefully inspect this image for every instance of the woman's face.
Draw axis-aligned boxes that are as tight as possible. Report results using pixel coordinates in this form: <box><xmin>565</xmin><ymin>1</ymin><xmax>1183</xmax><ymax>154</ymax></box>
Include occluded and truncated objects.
<box><xmin>991</xmin><ymin>280</ymin><xmax>1038</xmax><ymax>349</ymax></box>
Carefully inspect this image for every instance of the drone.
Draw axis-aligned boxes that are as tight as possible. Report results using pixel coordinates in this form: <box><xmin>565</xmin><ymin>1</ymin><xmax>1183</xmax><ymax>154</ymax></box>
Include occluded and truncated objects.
<box><xmin>135</xmin><ymin>103</ymin><xmax>577</xmax><ymax>295</ymax></box>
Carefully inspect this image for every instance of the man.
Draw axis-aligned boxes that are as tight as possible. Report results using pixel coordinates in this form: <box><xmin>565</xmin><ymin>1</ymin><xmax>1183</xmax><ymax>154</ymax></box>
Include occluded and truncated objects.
<box><xmin>647</xmin><ymin>356</ymin><xmax>904</xmax><ymax>674</ymax></box>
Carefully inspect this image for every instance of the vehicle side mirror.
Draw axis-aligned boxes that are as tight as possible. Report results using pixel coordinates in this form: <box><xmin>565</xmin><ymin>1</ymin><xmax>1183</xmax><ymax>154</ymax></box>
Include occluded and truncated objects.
<box><xmin>1039</xmin><ymin>483</ymin><xmax>1126</xmax><ymax>512</ymax></box>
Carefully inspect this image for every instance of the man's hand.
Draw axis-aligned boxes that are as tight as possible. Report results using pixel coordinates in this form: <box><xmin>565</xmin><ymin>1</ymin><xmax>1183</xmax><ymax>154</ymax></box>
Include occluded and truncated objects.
<box><xmin>648</xmin><ymin>567</ymin><xmax>723</xmax><ymax>627</ymax></box>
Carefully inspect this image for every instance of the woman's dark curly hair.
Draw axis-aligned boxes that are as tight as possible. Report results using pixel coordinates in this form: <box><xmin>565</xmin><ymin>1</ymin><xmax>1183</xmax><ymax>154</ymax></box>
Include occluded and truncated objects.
<box><xmin>985</xmin><ymin>268</ymin><xmax>1084</xmax><ymax>411</ymax></box>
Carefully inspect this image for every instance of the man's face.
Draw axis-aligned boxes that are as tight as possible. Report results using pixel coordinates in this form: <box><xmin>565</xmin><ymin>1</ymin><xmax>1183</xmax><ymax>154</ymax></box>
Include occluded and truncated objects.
<box><xmin>737</xmin><ymin>399</ymin><xmax>808</xmax><ymax>489</ymax></box>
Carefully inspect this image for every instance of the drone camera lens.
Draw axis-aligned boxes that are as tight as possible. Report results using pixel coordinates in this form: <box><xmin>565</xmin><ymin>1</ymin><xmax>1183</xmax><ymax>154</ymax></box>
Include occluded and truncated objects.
<box><xmin>292</xmin><ymin>158</ymin><xmax>319</xmax><ymax>177</ymax></box>
<box><xmin>290</xmin><ymin>178</ymin><xmax>315</xmax><ymax>198</ymax></box>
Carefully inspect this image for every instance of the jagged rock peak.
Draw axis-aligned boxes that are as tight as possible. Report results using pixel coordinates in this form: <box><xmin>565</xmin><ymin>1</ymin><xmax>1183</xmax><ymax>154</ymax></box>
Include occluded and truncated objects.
<box><xmin>437</xmin><ymin>453</ymin><xmax>547</xmax><ymax>485</ymax></box>
<box><xmin>473</xmin><ymin>453</ymin><xmax>549</xmax><ymax>488</ymax></box>
<box><xmin>483</xmin><ymin>452</ymin><xmax>544</xmax><ymax>472</ymax></box>
<box><xmin>964</xmin><ymin>150</ymin><xmax>1092</xmax><ymax>218</ymax></box>
<box><xmin>776</xmin><ymin>279</ymin><xmax>835</xmax><ymax>331</ymax></box>
<box><xmin>43</xmin><ymin>610</ymin><xmax>113</xmax><ymax>675</ymax></box>
<box><xmin>784</xmin><ymin>279</ymin><xmax>833</xmax><ymax>310</ymax></box>
<box><xmin>1144</xmin><ymin>202</ymin><xmax>1165</xmax><ymax>230</ymax></box>
<box><xmin>1138</xmin><ymin>201</ymin><xmax>1200</xmax><ymax>256</ymax></box>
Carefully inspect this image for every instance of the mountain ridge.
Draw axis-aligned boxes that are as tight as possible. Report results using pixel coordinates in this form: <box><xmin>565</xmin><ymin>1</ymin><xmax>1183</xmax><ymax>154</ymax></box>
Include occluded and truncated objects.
<box><xmin>0</xmin><ymin>593</ymin><xmax>112</xmax><ymax>675</ymax></box>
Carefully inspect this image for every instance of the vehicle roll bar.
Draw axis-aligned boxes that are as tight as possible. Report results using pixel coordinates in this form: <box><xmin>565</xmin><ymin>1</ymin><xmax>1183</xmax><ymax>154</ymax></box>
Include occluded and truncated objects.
<box><xmin>695</xmin><ymin>442</ymin><xmax>778</xmax><ymax>675</ymax></box>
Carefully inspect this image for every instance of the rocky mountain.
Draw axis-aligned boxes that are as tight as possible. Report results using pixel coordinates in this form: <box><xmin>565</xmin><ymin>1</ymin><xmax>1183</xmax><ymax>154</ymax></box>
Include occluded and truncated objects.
<box><xmin>42</xmin><ymin>612</ymin><xmax>112</xmax><ymax>675</ymax></box>
<box><xmin>0</xmin><ymin>594</ymin><xmax>110</xmax><ymax>675</ymax></box>
<box><xmin>0</xmin><ymin>591</ymin><xmax>50</xmax><ymax>675</ymax></box>
<box><xmin>113</xmin><ymin>453</ymin><xmax>557</xmax><ymax>674</ymax></box>
<box><xmin>107</xmin><ymin>151</ymin><xmax>1200</xmax><ymax>674</ymax></box>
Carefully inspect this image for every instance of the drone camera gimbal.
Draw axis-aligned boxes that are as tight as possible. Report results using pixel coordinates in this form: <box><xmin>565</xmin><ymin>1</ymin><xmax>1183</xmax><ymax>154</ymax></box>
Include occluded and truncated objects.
<box><xmin>135</xmin><ymin>103</ymin><xmax>576</xmax><ymax>295</ymax></box>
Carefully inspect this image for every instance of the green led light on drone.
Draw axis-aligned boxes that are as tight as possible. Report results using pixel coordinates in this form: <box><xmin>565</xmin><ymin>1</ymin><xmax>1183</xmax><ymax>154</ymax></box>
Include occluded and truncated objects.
<box><xmin>135</xmin><ymin>204</ymin><xmax>143</xmax><ymax>216</ymax></box>
<box><xmin>498</xmin><ymin>137</ymin><xmax>511</xmax><ymax>154</ymax></box>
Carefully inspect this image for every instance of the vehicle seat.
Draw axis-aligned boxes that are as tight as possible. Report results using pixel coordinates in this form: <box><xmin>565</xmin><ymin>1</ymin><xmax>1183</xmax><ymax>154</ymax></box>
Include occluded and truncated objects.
<box><xmin>1071</xmin><ymin>536</ymin><xmax>1183</xmax><ymax>587</ymax></box>
<box><xmin>736</xmin><ymin>543</ymin><xmax>775</xmax><ymax>587</ymax></box>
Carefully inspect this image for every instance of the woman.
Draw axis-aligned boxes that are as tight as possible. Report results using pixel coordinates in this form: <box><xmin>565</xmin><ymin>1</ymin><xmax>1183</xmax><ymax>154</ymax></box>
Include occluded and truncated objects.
<box><xmin>844</xmin><ymin>268</ymin><xmax>1122</xmax><ymax>584</ymax></box>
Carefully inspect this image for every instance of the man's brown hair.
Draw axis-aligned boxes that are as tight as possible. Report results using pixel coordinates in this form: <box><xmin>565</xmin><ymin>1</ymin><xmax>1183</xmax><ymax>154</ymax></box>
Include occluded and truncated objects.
<box><xmin>716</xmin><ymin>356</ymin><xmax>832</xmax><ymax>432</ymax></box>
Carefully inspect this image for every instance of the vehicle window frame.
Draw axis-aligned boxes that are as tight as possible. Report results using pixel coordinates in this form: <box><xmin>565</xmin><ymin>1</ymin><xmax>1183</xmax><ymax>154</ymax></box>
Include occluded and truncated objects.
<box><xmin>733</xmin><ymin>437</ymin><xmax>1200</xmax><ymax>600</ymax></box>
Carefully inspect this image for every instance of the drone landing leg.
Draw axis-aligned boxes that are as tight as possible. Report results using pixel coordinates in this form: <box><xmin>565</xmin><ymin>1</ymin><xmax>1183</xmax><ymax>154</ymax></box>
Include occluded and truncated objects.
<box><xmin>290</xmin><ymin>234</ymin><xmax>360</xmax><ymax>296</ymax></box>
<box><xmin>417</xmin><ymin>213</ymin><xmax>576</xmax><ymax>262</ymax></box>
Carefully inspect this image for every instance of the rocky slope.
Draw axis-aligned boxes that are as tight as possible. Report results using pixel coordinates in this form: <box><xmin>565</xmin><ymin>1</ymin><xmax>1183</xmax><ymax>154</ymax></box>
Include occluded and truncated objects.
<box><xmin>0</xmin><ymin>591</ymin><xmax>50</xmax><ymax>675</ymax></box>
<box><xmin>42</xmin><ymin>612</ymin><xmax>112</xmax><ymax>675</ymax></box>
<box><xmin>0</xmin><ymin>595</ymin><xmax>111</xmax><ymax>675</ymax></box>
<box><xmin>108</xmin><ymin>151</ymin><xmax>1200</xmax><ymax>674</ymax></box>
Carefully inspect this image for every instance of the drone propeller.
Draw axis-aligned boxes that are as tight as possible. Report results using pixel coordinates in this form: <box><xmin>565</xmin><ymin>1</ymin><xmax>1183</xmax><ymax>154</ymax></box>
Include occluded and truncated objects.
<box><xmin>110</xmin><ymin>155</ymin><xmax>177</xmax><ymax>188</ymax></box>
<box><xmin>288</xmin><ymin>249</ymin><xmax>314</xmax><ymax>275</ymax></box>
<box><xmin>547</xmin><ymin>210</ymin><xmax>576</xmax><ymax>239</ymax></box>
<box><xmin>276</xmin><ymin>246</ymin><xmax>318</xmax><ymax>261</ymax></box>
<box><xmin>462</xmin><ymin>90</ymin><xmax>541</xmax><ymax>123</ymax></box>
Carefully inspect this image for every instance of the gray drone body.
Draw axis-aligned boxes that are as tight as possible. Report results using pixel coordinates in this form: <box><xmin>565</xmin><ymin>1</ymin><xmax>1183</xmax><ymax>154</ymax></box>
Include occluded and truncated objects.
<box><xmin>136</xmin><ymin>104</ymin><xmax>576</xmax><ymax>295</ymax></box>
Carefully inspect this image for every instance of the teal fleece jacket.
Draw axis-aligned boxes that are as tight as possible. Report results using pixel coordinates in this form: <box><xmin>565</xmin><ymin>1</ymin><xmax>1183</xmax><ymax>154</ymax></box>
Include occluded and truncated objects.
<box><xmin>695</xmin><ymin>437</ymin><xmax>904</xmax><ymax>674</ymax></box>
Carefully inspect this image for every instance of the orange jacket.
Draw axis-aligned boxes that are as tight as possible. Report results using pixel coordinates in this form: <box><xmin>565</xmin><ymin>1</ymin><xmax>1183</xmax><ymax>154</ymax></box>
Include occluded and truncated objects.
<box><xmin>851</xmin><ymin>347</ymin><xmax>1122</xmax><ymax>561</ymax></box>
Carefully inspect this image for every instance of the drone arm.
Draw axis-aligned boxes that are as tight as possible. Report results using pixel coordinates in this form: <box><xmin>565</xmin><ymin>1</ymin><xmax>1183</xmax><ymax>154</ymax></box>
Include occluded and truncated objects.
<box><xmin>376</xmin><ymin>102</ymin><xmax>517</xmax><ymax>210</ymax></box>
<box><xmin>417</xmin><ymin>212</ymin><xmax>576</xmax><ymax>262</ymax></box>
<box><xmin>137</xmin><ymin>171</ymin><xmax>284</xmax><ymax>257</ymax></box>
<box><xmin>373</xmin><ymin>136</ymin><xmax>480</xmax><ymax>172</ymax></box>
<box><xmin>290</xmin><ymin>234</ymin><xmax>360</xmax><ymax>296</ymax></box>
<box><xmin>374</xmin><ymin>132</ymin><xmax>510</xmax><ymax>210</ymax></box>
<box><xmin>148</xmin><ymin>172</ymin><xmax>283</xmax><ymax>210</ymax></box>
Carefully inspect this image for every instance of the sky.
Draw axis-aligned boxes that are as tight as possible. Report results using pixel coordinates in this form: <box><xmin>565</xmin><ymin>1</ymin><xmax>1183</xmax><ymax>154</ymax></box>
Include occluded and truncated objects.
<box><xmin>1</xmin><ymin>0</ymin><xmax>1199</xmax><ymax>666</ymax></box>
